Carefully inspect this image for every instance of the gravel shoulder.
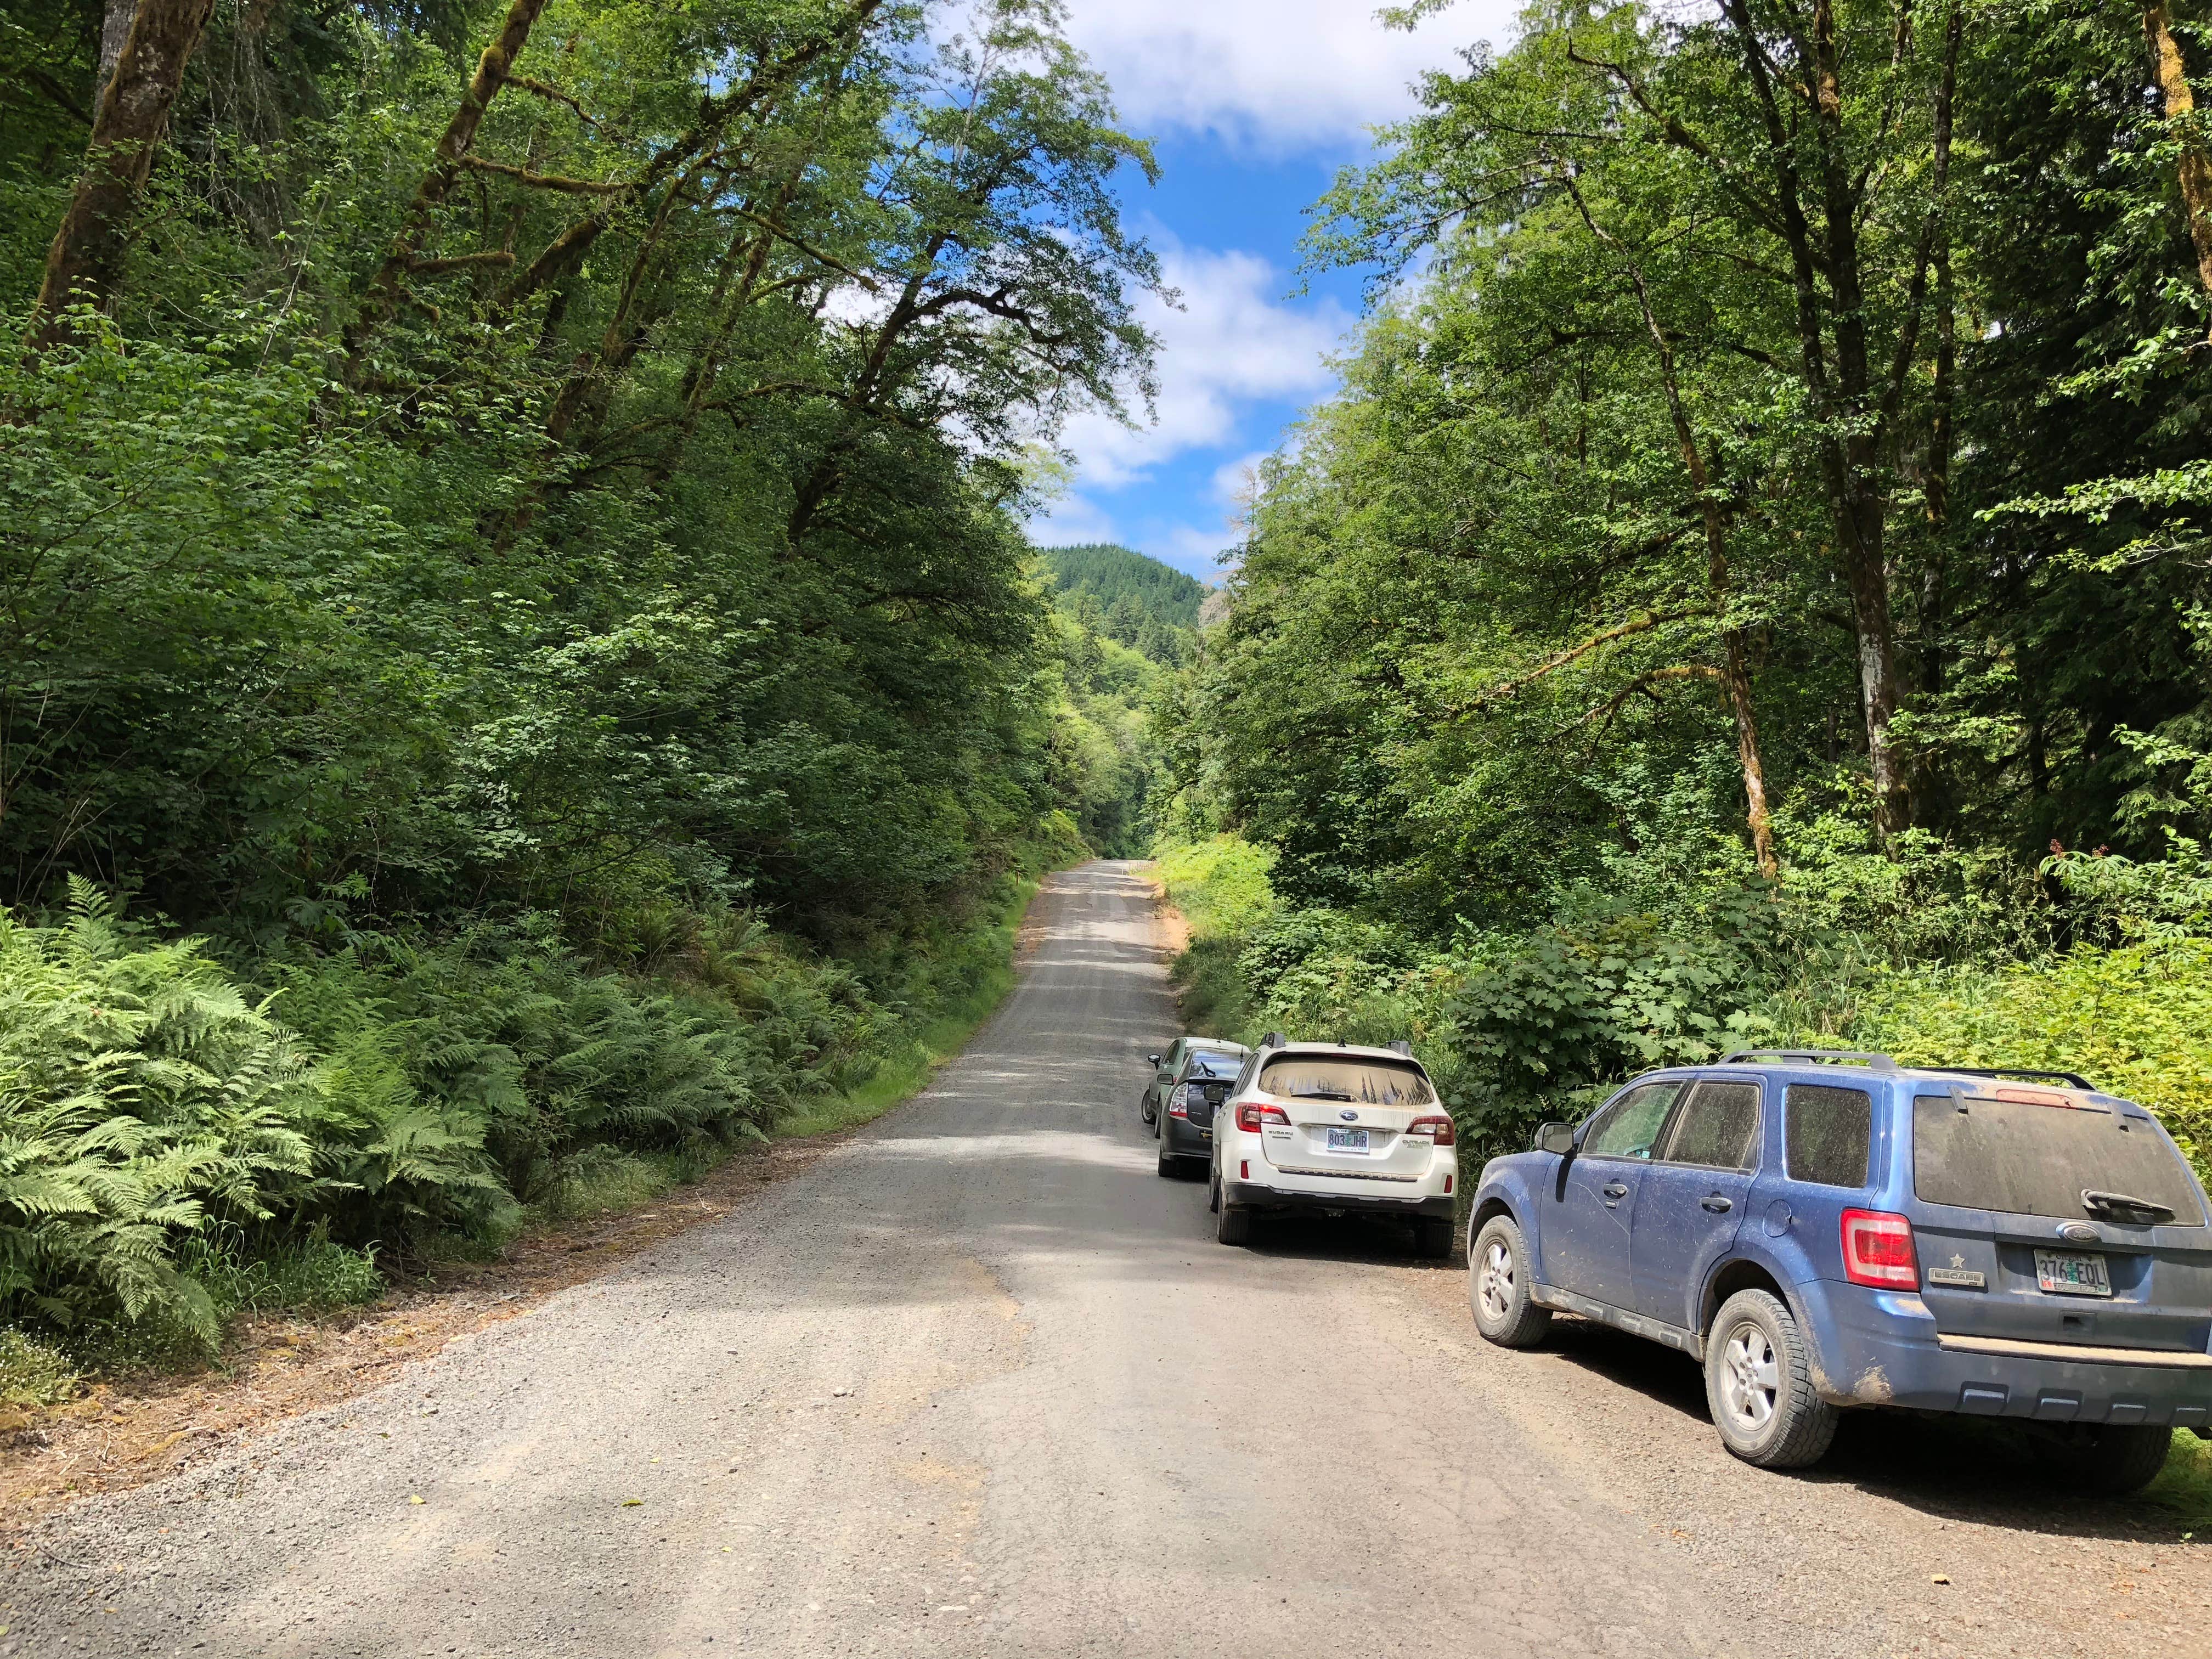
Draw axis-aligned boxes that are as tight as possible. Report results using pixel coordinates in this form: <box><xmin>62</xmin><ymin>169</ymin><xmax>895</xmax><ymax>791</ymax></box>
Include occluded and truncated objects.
<box><xmin>4</xmin><ymin>860</ymin><xmax>2205</xmax><ymax>1658</ymax></box>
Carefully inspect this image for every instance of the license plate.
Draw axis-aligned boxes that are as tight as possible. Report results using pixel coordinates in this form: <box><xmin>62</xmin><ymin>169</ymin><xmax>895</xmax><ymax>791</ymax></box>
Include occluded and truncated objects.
<box><xmin>2034</xmin><ymin>1250</ymin><xmax>2113</xmax><ymax>1297</ymax></box>
<box><xmin>1325</xmin><ymin>1128</ymin><xmax>1370</xmax><ymax>1152</ymax></box>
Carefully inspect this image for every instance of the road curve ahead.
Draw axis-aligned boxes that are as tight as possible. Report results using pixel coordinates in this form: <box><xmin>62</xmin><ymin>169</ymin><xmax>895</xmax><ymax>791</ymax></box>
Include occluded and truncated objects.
<box><xmin>8</xmin><ymin>862</ymin><xmax>2205</xmax><ymax>1658</ymax></box>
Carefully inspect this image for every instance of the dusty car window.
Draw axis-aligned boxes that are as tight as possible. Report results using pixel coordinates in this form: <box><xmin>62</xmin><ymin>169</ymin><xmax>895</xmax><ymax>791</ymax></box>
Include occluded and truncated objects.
<box><xmin>1658</xmin><ymin>1081</ymin><xmax>1761</xmax><ymax>1170</ymax></box>
<box><xmin>1786</xmin><ymin>1084</ymin><xmax>1873</xmax><ymax>1188</ymax></box>
<box><xmin>1182</xmin><ymin>1049</ymin><xmax>1244</xmax><ymax>1081</ymax></box>
<box><xmin>1581</xmin><ymin>1082</ymin><xmax>1682</xmax><ymax>1160</ymax></box>
<box><xmin>1256</xmin><ymin>1057</ymin><xmax>1436</xmax><ymax>1105</ymax></box>
<box><xmin>1913</xmin><ymin>1093</ymin><xmax>2206</xmax><ymax>1224</ymax></box>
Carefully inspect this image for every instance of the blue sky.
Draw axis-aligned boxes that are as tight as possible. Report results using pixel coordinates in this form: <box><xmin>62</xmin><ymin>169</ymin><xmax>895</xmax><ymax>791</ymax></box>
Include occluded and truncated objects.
<box><xmin>1030</xmin><ymin>0</ymin><xmax>1520</xmax><ymax>580</ymax></box>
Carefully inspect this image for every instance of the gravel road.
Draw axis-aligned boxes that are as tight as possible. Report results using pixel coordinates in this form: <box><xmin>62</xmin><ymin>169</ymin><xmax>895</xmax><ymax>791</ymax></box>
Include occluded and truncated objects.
<box><xmin>6</xmin><ymin>861</ymin><xmax>2207</xmax><ymax>1657</ymax></box>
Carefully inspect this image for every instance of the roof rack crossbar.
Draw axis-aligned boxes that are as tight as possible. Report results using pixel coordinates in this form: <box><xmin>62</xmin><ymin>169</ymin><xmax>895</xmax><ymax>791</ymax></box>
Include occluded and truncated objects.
<box><xmin>1927</xmin><ymin>1064</ymin><xmax>2097</xmax><ymax>1091</ymax></box>
<box><xmin>1720</xmin><ymin>1048</ymin><xmax>1901</xmax><ymax>1073</ymax></box>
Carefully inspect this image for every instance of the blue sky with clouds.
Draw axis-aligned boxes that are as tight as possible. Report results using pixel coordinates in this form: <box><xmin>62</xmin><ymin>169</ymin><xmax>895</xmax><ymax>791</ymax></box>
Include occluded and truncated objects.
<box><xmin>1029</xmin><ymin>0</ymin><xmax>1520</xmax><ymax>579</ymax></box>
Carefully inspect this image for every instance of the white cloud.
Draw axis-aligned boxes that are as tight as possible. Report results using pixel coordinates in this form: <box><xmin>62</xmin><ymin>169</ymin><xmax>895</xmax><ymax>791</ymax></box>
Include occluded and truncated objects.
<box><xmin>1060</xmin><ymin>0</ymin><xmax>1518</xmax><ymax>151</ymax></box>
<box><xmin>1056</xmin><ymin>239</ymin><xmax>1353</xmax><ymax>489</ymax></box>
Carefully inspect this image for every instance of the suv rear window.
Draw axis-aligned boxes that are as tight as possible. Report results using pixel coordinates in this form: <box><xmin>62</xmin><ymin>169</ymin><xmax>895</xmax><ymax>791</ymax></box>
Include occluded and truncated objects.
<box><xmin>1912</xmin><ymin>1093</ymin><xmax>2207</xmax><ymax>1225</ymax></box>
<box><xmin>1257</xmin><ymin>1056</ymin><xmax>1435</xmax><ymax>1106</ymax></box>
<box><xmin>1787</xmin><ymin>1084</ymin><xmax>1872</xmax><ymax>1188</ymax></box>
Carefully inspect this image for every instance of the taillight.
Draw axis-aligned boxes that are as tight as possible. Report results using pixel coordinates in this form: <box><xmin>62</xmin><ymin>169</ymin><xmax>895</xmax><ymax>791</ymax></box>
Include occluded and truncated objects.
<box><xmin>1235</xmin><ymin>1101</ymin><xmax>1290</xmax><ymax>1133</ymax></box>
<box><xmin>1168</xmin><ymin>1084</ymin><xmax>1191</xmax><ymax>1118</ymax></box>
<box><xmin>1841</xmin><ymin>1208</ymin><xmax>1918</xmax><ymax>1288</ymax></box>
<box><xmin>1406</xmin><ymin>1115</ymin><xmax>1455</xmax><ymax>1147</ymax></box>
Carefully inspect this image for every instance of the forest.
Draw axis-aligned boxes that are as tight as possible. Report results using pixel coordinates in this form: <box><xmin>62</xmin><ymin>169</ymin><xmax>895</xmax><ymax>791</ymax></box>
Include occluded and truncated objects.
<box><xmin>1152</xmin><ymin>0</ymin><xmax>2212</xmax><ymax>1192</ymax></box>
<box><xmin>0</xmin><ymin>0</ymin><xmax>1167</xmax><ymax>1386</ymax></box>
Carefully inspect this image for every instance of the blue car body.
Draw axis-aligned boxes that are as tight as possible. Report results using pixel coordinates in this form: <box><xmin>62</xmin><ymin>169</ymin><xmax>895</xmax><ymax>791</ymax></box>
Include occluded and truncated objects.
<box><xmin>1470</xmin><ymin>1059</ymin><xmax>2212</xmax><ymax>1428</ymax></box>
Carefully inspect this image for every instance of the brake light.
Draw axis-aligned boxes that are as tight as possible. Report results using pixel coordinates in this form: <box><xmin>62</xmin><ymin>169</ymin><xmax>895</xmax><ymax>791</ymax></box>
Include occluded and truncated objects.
<box><xmin>1406</xmin><ymin>1115</ymin><xmax>1456</xmax><ymax>1147</ymax></box>
<box><xmin>1235</xmin><ymin>1101</ymin><xmax>1290</xmax><ymax>1133</ymax></box>
<box><xmin>1168</xmin><ymin>1084</ymin><xmax>1191</xmax><ymax>1119</ymax></box>
<box><xmin>1992</xmin><ymin>1086</ymin><xmax>2080</xmax><ymax>1108</ymax></box>
<box><xmin>1841</xmin><ymin>1208</ymin><xmax>1918</xmax><ymax>1288</ymax></box>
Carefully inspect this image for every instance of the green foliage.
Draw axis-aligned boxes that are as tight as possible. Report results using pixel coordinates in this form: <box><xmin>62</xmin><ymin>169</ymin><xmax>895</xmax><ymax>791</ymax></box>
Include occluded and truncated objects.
<box><xmin>1812</xmin><ymin>937</ymin><xmax>2212</xmax><ymax>1180</ymax></box>
<box><xmin>0</xmin><ymin>884</ymin><xmax>326</xmax><ymax>1348</ymax></box>
<box><xmin>0</xmin><ymin>1325</ymin><xmax>78</xmax><ymax>1408</ymax></box>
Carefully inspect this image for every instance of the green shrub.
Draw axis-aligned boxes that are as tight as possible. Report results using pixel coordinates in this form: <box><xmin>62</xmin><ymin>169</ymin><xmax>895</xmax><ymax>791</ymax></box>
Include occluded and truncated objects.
<box><xmin>1155</xmin><ymin>836</ymin><xmax>1279</xmax><ymax>939</ymax></box>
<box><xmin>0</xmin><ymin>883</ymin><xmax>327</xmax><ymax>1347</ymax></box>
<box><xmin>1820</xmin><ymin>936</ymin><xmax>2212</xmax><ymax>1181</ymax></box>
<box><xmin>0</xmin><ymin>1325</ymin><xmax>78</xmax><ymax>1407</ymax></box>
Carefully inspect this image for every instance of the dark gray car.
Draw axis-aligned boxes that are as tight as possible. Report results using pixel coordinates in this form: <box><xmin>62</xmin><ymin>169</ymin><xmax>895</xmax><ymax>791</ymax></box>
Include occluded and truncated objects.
<box><xmin>1146</xmin><ymin>1040</ymin><xmax>1250</xmax><ymax>1177</ymax></box>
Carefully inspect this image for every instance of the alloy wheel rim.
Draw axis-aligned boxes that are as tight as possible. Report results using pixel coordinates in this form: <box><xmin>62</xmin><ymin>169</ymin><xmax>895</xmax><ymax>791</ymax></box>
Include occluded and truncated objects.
<box><xmin>1478</xmin><ymin>1238</ymin><xmax>1514</xmax><ymax>1322</ymax></box>
<box><xmin>1720</xmin><ymin>1323</ymin><xmax>1779</xmax><ymax>1434</ymax></box>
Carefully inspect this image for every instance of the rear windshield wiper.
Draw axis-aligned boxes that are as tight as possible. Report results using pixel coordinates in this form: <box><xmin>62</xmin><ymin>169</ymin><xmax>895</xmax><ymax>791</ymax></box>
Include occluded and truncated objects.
<box><xmin>1297</xmin><ymin>1091</ymin><xmax>1356</xmax><ymax>1102</ymax></box>
<box><xmin>2081</xmin><ymin>1189</ymin><xmax>2176</xmax><ymax>1222</ymax></box>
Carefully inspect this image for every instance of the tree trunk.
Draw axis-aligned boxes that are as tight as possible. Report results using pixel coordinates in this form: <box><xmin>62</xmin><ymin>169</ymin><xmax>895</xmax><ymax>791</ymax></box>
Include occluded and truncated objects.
<box><xmin>26</xmin><ymin>0</ymin><xmax>215</xmax><ymax>351</ymax></box>
<box><xmin>1560</xmin><ymin>170</ymin><xmax>1778</xmax><ymax>877</ymax></box>
<box><xmin>98</xmin><ymin>0</ymin><xmax>137</xmax><ymax>84</ymax></box>
<box><xmin>2145</xmin><ymin>0</ymin><xmax>2212</xmax><ymax>324</ymax></box>
<box><xmin>342</xmin><ymin>0</ymin><xmax>550</xmax><ymax>368</ymax></box>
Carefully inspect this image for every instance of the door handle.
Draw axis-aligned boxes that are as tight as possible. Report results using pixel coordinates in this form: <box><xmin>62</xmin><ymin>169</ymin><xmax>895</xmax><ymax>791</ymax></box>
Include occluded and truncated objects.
<box><xmin>1601</xmin><ymin>1181</ymin><xmax>1629</xmax><ymax>1199</ymax></box>
<box><xmin>1701</xmin><ymin>1194</ymin><xmax>1734</xmax><ymax>1214</ymax></box>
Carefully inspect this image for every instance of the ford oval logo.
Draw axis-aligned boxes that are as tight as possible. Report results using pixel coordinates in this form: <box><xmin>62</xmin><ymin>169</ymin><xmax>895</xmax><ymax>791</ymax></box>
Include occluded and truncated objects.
<box><xmin>2059</xmin><ymin>1221</ymin><xmax>2100</xmax><ymax>1243</ymax></box>
<box><xmin>1339</xmin><ymin>1109</ymin><xmax>1358</xmax><ymax>1122</ymax></box>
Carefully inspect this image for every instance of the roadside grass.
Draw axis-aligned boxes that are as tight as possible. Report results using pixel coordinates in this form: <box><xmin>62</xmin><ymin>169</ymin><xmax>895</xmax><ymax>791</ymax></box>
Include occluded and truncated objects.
<box><xmin>2149</xmin><ymin>1428</ymin><xmax>2212</xmax><ymax>1533</ymax></box>
<box><xmin>775</xmin><ymin>875</ymin><xmax>1037</xmax><ymax>1139</ymax></box>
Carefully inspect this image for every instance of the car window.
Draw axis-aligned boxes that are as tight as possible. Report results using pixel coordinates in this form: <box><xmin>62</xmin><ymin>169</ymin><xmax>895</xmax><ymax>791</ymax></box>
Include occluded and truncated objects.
<box><xmin>1913</xmin><ymin>1092</ymin><xmax>2207</xmax><ymax>1224</ymax></box>
<box><xmin>1581</xmin><ymin>1082</ymin><xmax>1683</xmax><ymax>1160</ymax></box>
<box><xmin>1181</xmin><ymin>1049</ymin><xmax>1244</xmax><ymax>1081</ymax></box>
<box><xmin>1656</xmin><ymin>1080</ymin><xmax>1761</xmax><ymax>1170</ymax></box>
<box><xmin>1786</xmin><ymin>1084</ymin><xmax>1872</xmax><ymax>1188</ymax></box>
<box><xmin>1256</xmin><ymin>1056</ymin><xmax>1436</xmax><ymax>1105</ymax></box>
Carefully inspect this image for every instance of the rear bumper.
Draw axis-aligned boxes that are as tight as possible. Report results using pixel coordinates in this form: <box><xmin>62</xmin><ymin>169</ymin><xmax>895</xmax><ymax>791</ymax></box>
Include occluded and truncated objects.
<box><xmin>1805</xmin><ymin>1281</ymin><xmax>2212</xmax><ymax>1427</ymax></box>
<box><xmin>1223</xmin><ymin>1178</ymin><xmax>1454</xmax><ymax>1222</ymax></box>
<box><xmin>1161</xmin><ymin>1115</ymin><xmax>1214</xmax><ymax>1156</ymax></box>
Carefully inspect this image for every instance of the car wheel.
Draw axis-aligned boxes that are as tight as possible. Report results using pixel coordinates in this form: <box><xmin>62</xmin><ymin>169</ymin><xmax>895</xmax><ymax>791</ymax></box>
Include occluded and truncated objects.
<box><xmin>1141</xmin><ymin>1092</ymin><xmax>1156</xmax><ymax>1126</ymax></box>
<box><xmin>2033</xmin><ymin>1424</ymin><xmax>2174</xmax><ymax>1495</ymax></box>
<box><xmin>1413</xmin><ymin>1217</ymin><xmax>1454</xmax><ymax>1260</ymax></box>
<box><xmin>1216</xmin><ymin>1194</ymin><xmax>1252</xmax><ymax>1246</ymax></box>
<box><xmin>1468</xmin><ymin>1216</ymin><xmax>1551</xmax><ymax>1348</ymax></box>
<box><xmin>1156</xmin><ymin>1145</ymin><xmax>1176</xmax><ymax>1177</ymax></box>
<box><xmin>1704</xmin><ymin>1289</ymin><xmax>1839</xmax><ymax>1470</ymax></box>
<box><xmin>1207</xmin><ymin>1167</ymin><xmax>1221</xmax><ymax>1213</ymax></box>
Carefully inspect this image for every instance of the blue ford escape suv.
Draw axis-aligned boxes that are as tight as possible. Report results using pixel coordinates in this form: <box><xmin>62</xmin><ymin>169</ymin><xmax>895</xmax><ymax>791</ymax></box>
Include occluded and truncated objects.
<box><xmin>1466</xmin><ymin>1050</ymin><xmax>2212</xmax><ymax>1489</ymax></box>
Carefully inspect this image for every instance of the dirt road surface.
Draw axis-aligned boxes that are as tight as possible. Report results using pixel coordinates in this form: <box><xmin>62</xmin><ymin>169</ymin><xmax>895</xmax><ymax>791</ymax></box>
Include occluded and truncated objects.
<box><xmin>6</xmin><ymin>862</ymin><xmax>2208</xmax><ymax>1657</ymax></box>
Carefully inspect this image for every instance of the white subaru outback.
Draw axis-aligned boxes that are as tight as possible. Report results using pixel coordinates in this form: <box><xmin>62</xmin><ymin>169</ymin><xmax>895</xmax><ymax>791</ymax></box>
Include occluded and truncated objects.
<box><xmin>1207</xmin><ymin>1034</ymin><xmax>1459</xmax><ymax>1257</ymax></box>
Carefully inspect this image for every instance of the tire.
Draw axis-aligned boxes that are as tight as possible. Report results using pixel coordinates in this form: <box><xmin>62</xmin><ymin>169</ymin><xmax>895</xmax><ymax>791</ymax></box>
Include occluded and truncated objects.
<box><xmin>1216</xmin><ymin>1194</ymin><xmax>1252</xmax><ymax>1246</ymax></box>
<box><xmin>2034</xmin><ymin>1424</ymin><xmax>2174</xmax><ymax>1496</ymax></box>
<box><xmin>1468</xmin><ymin>1215</ymin><xmax>1552</xmax><ymax>1348</ymax></box>
<box><xmin>1141</xmin><ymin>1091</ymin><xmax>1156</xmax><ymax>1127</ymax></box>
<box><xmin>1156</xmin><ymin>1146</ymin><xmax>1176</xmax><ymax>1177</ymax></box>
<box><xmin>1414</xmin><ymin>1216</ymin><xmax>1455</xmax><ymax>1260</ymax></box>
<box><xmin>1208</xmin><ymin>1167</ymin><xmax>1221</xmax><ymax>1213</ymax></box>
<box><xmin>1704</xmin><ymin>1289</ymin><xmax>1839</xmax><ymax>1470</ymax></box>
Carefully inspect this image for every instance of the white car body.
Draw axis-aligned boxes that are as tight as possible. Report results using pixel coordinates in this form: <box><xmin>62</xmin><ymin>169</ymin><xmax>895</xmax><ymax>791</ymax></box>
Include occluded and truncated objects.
<box><xmin>1209</xmin><ymin>1038</ymin><xmax>1458</xmax><ymax>1252</ymax></box>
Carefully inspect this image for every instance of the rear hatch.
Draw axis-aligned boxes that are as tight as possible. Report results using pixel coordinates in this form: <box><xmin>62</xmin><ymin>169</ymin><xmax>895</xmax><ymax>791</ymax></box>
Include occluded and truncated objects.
<box><xmin>1910</xmin><ymin>1086</ymin><xmax>2212</xmax><ymax>1353</ymax></box>
<box><xmin>1255</xmin><ymin>1052</ymin><xmax>1438</xmax><ymax>1183</ymax></box>
<box><xmin>1178</xmin><ymin>1052</ymin><xmax>1243</xmax><ymax>1128</ymax></box>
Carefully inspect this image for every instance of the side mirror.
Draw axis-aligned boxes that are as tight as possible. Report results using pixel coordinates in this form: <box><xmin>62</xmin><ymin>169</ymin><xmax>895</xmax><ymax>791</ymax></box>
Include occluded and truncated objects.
<box><xmin>1536</xmin><ymin>1121</ymin><xmax>1577</xmax><ymax>1156</ymax></box>
<box><xmin>1148</xmin><ymin>1053</ymin><xmax>1163</xmax><ymax>1066</ymax></box>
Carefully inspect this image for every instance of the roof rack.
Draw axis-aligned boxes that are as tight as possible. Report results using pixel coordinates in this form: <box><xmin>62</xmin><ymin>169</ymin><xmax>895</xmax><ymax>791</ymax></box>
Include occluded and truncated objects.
<box><xmin>1387</xmin><ymin>1039</ymin><xmax>1413</xmax><ymax>1057</ymax></box>
<box><xmin>1720</xmin><ymin>1048</ymin><xmax>1901</xmax><ymax>1073</ymax></box>
<box><xmin>1259</xmin><ymin>1030</ymin><xmax>1285</xmax><ymax>1050</ymax></box>
<box><xmin>1924</xmin><ymin>1064</ymin><xmax>2097</xmax><ymax>1091</ymax></box>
